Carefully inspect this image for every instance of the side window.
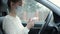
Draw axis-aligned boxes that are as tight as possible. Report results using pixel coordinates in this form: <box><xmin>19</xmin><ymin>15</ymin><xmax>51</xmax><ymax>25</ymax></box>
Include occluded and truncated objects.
<box><xmin>16</xmin><ymin>0</ymin><xmax>52</xmax><ymax>23</ymax></box>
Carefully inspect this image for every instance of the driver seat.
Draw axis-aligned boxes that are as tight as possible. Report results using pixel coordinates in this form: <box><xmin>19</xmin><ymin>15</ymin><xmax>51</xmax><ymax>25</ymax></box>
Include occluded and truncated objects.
<box><xmin>0</xmin><ymin>17</ymin><xmax>5</xmax><ymax>34</ymax></box>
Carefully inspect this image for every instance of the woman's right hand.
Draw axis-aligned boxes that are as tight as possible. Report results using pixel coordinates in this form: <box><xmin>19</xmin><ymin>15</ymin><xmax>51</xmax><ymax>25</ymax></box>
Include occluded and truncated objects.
<box><xmin>26</xmin><ymin>18</ymin><xmax>34</xmax><ymax>30</ymax></box>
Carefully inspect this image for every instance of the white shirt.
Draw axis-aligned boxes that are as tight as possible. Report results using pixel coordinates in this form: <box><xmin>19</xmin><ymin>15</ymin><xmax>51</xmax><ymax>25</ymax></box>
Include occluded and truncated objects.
<box><xmin>3</xmin><ymin>15</ymin><xmax>29</xmax><ymax>34</ymax></box>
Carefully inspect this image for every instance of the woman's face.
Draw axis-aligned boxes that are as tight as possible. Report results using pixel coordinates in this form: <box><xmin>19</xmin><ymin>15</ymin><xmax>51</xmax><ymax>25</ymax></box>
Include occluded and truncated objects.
<box><xmin>11</xmin><ymin>1</ymin><xmax>22</xmax><ymax>10</ymax></box>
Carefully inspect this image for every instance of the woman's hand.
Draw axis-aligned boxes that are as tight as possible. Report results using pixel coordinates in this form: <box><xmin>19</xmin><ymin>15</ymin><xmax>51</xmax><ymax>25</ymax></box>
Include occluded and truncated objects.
<box><xmin>26</xmin><ymin>18</ymin><xmax>34</xmax><ymax>30</ymax></box>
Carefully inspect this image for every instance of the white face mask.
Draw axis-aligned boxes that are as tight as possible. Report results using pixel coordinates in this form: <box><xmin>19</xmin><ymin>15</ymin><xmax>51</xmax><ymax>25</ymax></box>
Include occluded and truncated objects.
<box><xmin>16</xmin><ymin>6</ymin><xmax>23</xmax><ymax>16</ymax></box>
<box><xmin>16</xmin><ymin>6</ymin><xmax>22</xmax><ymax>12</ymax></box>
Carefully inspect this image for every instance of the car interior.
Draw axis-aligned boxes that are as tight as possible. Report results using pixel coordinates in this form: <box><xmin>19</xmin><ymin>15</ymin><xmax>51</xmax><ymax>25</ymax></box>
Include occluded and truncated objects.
<box><xmin>0</xmin><ymin>0</ymin><xmax>60</xmax><ymax>34</ymax></box>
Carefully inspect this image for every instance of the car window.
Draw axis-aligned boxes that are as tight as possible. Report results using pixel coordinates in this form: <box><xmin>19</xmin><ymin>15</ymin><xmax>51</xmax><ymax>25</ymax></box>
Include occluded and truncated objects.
<box><xmin>16</xmin><ymin>0</ymin><xmax>52</xmax><ymax>24</ymax></box>
<box><xmin>49</xmin><ymin>0</ymin><xmax>60</xmax><ymax>8</ymax></box>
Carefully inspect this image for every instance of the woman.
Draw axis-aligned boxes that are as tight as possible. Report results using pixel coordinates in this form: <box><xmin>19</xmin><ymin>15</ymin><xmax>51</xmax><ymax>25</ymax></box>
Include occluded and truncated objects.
<box><xmin>3</xmin><ymin>0</ymin><xmax>34</xmax><ymax>34</ymax></box>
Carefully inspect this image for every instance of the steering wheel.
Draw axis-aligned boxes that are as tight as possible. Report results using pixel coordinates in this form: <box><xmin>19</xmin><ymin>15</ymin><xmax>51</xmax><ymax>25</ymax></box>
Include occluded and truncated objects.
<box><xmin>38</xmin><ymin>11</ymin><xmax>53</xmax><ymax>34</ymax></box>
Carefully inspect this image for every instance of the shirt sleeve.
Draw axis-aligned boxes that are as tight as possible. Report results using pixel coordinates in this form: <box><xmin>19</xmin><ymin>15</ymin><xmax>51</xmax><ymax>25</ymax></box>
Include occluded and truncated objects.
<box><xmin>17</xmin><ymin>16</ymin><xmax>30</xmax><ymax>34</ymax></box>
<box><xmin>18</xmin><ymin>23</ymin><xmax>30</xmax><ymax>34</ymax></box>
<box><xmin>18</xmin><ymin>20</ymin><xmax>30</xmax><ymax>34</ymax></box>
<box><xmin>21</xmin><ymin>27</ymin><xmax>29</xmax><ymax>34</ymax></box>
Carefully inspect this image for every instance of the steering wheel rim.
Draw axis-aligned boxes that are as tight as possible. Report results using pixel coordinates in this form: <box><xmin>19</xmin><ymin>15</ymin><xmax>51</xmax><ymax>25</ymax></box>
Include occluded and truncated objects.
<box><xmin>38</xmin><ymin>11</ymin><xmax>53</xmax><ymax>34</ymax></box>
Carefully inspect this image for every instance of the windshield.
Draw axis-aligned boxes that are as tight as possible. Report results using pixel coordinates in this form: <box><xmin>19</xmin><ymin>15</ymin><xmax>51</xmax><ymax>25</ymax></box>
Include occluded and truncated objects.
<box><xmin>49</xmin><ymin>0</ymin><xmax>60</xmax><ymax>8</ymax></box>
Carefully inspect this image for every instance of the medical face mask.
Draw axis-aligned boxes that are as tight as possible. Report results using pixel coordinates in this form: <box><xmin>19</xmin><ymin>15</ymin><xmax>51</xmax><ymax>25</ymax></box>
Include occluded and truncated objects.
<box><xmin>16</xmin><ymin>6</ymin><xmax>22</xmax><ymax>12</ymax></box>
<box><xmin>16</xmin><ymin>6</ymin><xmax>23</xmax><ymax>17</ymax></box>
